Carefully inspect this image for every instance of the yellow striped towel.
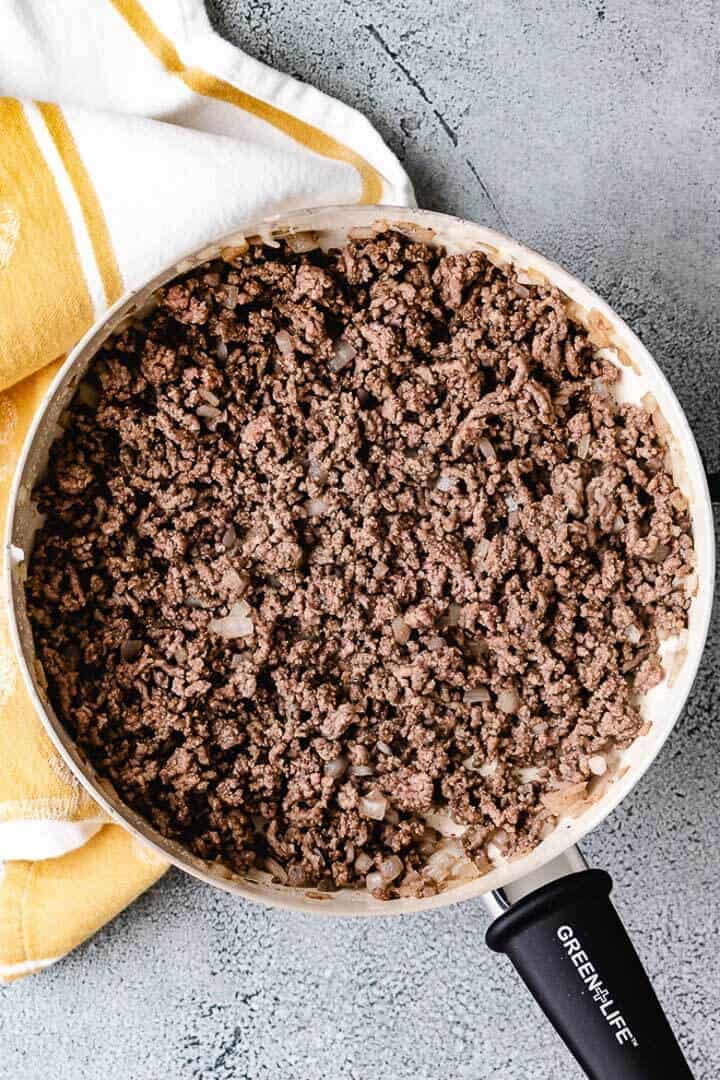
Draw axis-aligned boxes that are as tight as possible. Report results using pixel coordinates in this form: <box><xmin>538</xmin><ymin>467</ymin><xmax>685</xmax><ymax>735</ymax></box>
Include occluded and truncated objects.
<box><xmin>0</xmin><ymin>0</ymin><xmax>411</xmax><ymax>982</ymax></box>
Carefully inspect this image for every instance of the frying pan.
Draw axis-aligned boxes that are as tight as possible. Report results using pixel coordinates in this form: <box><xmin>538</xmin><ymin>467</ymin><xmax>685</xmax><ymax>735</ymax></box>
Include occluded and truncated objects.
<box><xmin>5</xmin><ymin>206</ymin><xmax>716</xmax><ymax>1079</ymax></box>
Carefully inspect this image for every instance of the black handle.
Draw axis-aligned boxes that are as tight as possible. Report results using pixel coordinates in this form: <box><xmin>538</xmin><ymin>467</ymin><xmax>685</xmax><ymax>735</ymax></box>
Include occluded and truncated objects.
<box><xmin>708</xmin><ymin>469</ymin><xmax>720</xmax><ymax>504</ymax></box>
<box><xmin>486</xmin><ymin>869</ymin><xmax>693</xmax><ymax>1079</ymax></box>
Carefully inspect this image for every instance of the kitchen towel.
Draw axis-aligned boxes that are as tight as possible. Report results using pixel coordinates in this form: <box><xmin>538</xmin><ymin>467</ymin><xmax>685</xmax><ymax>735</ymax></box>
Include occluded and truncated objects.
<box><xmin>0</xmin><ymin>0</ymin><xmax>411</xmax><ymax>982</ymax></box>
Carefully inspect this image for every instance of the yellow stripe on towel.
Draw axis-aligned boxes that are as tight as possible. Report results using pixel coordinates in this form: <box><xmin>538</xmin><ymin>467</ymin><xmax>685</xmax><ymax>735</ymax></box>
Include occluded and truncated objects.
<box><xmin>109</xmin><ymin>0</ymin><xmax>384</xmax><ymax>204</ymax></box>
<box><xmin>36</xmin><ymin>103</ymin><xmax>124</xmax><ymax>306</ymax></box>
<box><xmin>0</xmin><ymin>825</ymin><xmax>167</xmax><ymax>983</ymax></box>
<box><xmin>0</xmin><ymin>100</ymin><xmax>94</xmax><ymax>394</ymax></box>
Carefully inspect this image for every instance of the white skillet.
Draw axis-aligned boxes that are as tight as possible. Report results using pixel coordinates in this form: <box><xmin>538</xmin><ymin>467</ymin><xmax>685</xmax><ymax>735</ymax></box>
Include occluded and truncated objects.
<box><xmin>5</xmin><ymin>206</ymin><xmax>715</xmax><ymax>1078</ymax></box>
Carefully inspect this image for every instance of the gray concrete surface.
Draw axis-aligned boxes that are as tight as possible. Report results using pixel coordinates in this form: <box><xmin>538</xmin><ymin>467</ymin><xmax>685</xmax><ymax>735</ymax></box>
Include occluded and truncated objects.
<box><xmin>2</xmin><ymin>2</ymin><xmax>720</xmax><ymax>1078</ymax></box>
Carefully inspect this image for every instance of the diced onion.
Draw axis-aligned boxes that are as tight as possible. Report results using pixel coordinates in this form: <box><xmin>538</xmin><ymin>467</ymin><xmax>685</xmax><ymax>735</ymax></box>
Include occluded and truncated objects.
<box><xmin>376</xmin><ymin>740</ymin><xmax>392</xmax><ymax>755</ymax></box>
<box><xmin>475</xmin><ymin>538</ymin><xmax>490</xmax><ymax>562</ymax></box>
<box><xmin>419</xmin><ymin>817</ymin><xmax>454</xmax><ymax>843</ymax></box>
<box><xmin>275</xmin><ymin>330</ymin><xmax>293</xmax><ymax>355</ymax></box>
<box><xmin>324</xmin><ymin>756</ymin><xmax>348</xmax><ymax>779</ymax></box>
<box><xmin>221</xmin><ymin>524</ymin><xmax>238</xmax><ymax>551</ymax></box>
<box><xmin>423</xmin><ymin>850</ymin><xmax>455</xmax><ymax>883</ymax></box>
<box><xmin>355</xmin><ymin>853</ymin><xmax>373</xmax><ymax>874</ymax></box>
<box><xmin>497</xmin><ymin>689</ymin><xmax>519</xmax><ymax>714</ymax></box>
<box><xmin>208</xmin><ymin>615</ymin><xmax>253</xmax><ymax>638</ymax></box>
<box><xmin>359</xmin><ymin>793</ymin><xmax>387</xmax><ymax>820</ymax></box>
<box><xmin>223</xmin><ymin>285</ymin><xmax>239</xmax><ymax>308</ymax></box>
<box><xmin>197</xmin><ymin>404</ymin><xmax>221</xmax><ymax>419</ymax></box>
<box><xmin>329</xmin><ymin>338</ymin><xmax>356</xmax><ymax>372</ymax></box>
<box><xmin>588</xmin><ymin>755</ymin><xmax>607</xmax><ymax>776</ymax></box>
<box><xmin>577</xmin><ymin>433</ymin><xmax>591</xmax><ymax>459</ymax></box>
<box><xmin>209</xmin><ymin>601</ymin><xmax>253</xmax><ymax>639</ymax></box>
<box><xmin>220</xmin><ymin>568</ymin><xmax>245</xmax><ymax>594</ymax></box>
<box><xmin>306</xmin><ymin>498</ymin><xmax>328</xmax><ymax>517</ymax></box>
<box><xmin>199</xmin><ymin>387</ymin><xmax>220</xmax><ymax>407</ymax></box>
<box><xmin>517</xmin><ymin>766</ymin><xmax>543</xmax><ymax>783</ymax></box>
<box><xmin>379</xmin><ymin>855</ymin><xmax>403</xmax><ymax>882</ymax></box>
<box><xmin>366</xmin><ymin>871</ymin><xmax>385</xmax><ymax>893</ymax></box>
<box><xmin>485</xmin><ymin>830</ymin><xmax>509</xmax><ymax>862</ymax></box>
<box><xmin>392</xmin><ymin>616</ymin><xmax>411</xmax><ymax>645</ymax></box>
<box><xmin>463</xmin><ymin>686</ymin><xmax>490</xmax><ymax>704</ymax></box>
<box><xmin>423</xmin><ymin>843</ymin><xmax>465</xmax><ymax>883</ymax></box>
<box><xmin>478</xmin><ymin>437</ymin><xmax>496</xmax><ymax>461</ymax></box>
<box><xmin>349</xmin><ymin>764</ymin><xmax>374</xmax><ymax>778</ymax></box>
<box><xmin>308</xmin><ymin>460</ymin><xmax>327</xmax><ymax>482</ymax></box>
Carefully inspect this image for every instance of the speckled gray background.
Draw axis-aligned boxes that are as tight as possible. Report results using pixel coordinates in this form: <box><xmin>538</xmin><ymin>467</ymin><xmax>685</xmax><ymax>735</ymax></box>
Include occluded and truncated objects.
<box><xmin>2</xmin><ymin>2</ymin><xmax>719</xmax><ymax>1077</ymax></box>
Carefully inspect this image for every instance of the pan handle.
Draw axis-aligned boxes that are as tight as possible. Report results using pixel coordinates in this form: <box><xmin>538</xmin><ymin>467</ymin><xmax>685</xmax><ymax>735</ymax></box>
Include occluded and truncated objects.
<box><xmin>484</xmin><ymin>854</ymin><xmax>694</xmax><ymax>1078</ymax></box>
<box><xmin>708</xmin><ymin>469</ymin><xmax>720</xmax><ymax>504</ymax></box>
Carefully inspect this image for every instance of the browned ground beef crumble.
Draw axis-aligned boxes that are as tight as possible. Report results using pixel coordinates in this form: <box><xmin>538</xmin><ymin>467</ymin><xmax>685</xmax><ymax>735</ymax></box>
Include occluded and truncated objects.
<box><xmin>26</xmin><ymin>230</ymin><xmax>694</xmax><ymax>898</ymax></box>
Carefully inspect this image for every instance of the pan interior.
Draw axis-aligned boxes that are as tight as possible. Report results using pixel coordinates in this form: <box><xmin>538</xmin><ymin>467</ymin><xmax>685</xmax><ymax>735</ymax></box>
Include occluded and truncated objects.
<box><xmin>6</xmin><ymin>205</ymin><xmax>715</xmax><ymax>916</ymax></box>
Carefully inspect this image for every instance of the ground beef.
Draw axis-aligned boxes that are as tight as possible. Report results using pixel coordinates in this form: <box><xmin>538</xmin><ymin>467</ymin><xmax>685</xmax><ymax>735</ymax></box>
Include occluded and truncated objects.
<box><xmin>26</xmin><ymin>230</ymin><xmax>695</xmax><ymax>899</ymax></box>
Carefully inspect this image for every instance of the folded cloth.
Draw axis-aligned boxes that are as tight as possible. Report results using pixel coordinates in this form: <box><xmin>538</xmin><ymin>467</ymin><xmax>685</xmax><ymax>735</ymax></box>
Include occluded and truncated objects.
<box><xmin>0</xmin><ymin>0</ymin><xmax>412</xmax><ymax>982</ymax></box>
